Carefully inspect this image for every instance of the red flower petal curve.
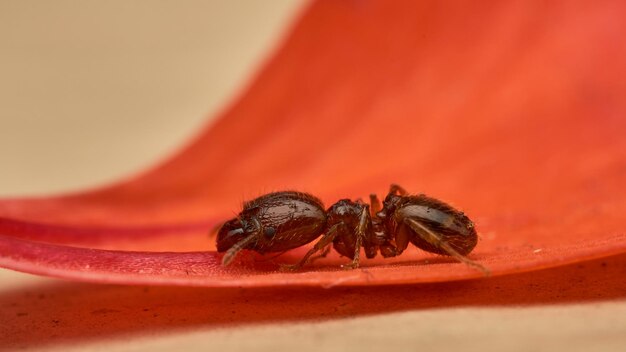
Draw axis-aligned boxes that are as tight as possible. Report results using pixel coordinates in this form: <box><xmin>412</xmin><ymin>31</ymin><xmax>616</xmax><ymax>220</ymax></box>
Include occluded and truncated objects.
<box><xmin>1</xmin><ymin>1</ymin><xmax>626</xmax><ymax>287</ymax></box>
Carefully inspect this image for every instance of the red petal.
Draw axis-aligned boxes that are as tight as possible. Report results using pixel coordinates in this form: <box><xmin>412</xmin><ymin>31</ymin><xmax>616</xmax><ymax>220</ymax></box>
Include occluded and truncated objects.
<box><xmin>1</xmin><ymin>1</ymin><xmax>626</xmax><ymax>287</ymax></box>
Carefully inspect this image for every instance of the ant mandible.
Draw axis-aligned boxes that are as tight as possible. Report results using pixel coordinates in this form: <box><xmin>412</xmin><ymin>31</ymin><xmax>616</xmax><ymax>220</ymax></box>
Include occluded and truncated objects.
<box><xmin>216</xmin><ymin>184</ymin><xmax>488</xmax><ymax>274</ymax></box>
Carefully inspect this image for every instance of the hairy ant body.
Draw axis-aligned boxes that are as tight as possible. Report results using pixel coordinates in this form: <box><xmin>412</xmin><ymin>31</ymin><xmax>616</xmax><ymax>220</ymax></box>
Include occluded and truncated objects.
<box><xmin>216</xmin><ymin>184</ymin><xmax>487</xmax><ymax>273</ymax></box>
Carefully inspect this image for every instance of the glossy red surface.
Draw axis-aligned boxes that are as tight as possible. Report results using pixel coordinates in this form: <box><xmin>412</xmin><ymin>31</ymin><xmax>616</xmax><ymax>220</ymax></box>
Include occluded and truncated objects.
<box><xmin>1</xmin><ymin>0</ymin><xmax>625</xmax><ymax>287</ymax></box>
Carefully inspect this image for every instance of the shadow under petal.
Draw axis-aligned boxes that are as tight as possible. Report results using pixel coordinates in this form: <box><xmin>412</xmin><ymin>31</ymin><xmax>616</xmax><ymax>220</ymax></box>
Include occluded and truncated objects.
<box><xmin>1</xmin><ymin>253</ymin><xmax>625</xmax><ymax>350</ymax></box>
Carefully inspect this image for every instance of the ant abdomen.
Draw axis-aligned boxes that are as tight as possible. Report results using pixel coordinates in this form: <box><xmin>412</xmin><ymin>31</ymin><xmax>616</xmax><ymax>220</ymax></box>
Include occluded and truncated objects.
<box><xmin>391</xmin><ymin>195</ymin><xmax>477</xmax><ymax>256</ymax></box>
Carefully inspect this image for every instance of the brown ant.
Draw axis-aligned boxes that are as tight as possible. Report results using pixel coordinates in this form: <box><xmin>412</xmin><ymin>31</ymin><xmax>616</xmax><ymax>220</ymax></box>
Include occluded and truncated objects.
<box><xmin>216</xmin><ymin>184</ymin><xmax>488</xmax><ymax>274</ymax></box>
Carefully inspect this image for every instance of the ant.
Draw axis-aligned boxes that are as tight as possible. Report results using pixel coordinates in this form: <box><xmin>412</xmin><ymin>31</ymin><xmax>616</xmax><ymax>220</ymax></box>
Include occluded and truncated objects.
<box><xmin>216</xmin><ymin>184</ymin><xmax>488</xmax><ymax>274</ymax></box>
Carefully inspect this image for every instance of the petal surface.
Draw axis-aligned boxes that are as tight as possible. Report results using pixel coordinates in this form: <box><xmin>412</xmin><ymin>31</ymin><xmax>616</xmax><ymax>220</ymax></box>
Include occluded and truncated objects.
<box><xmin>1</xmin><ymin>0</ymin><xmax>626</xmax><ymax>287</ymax></box>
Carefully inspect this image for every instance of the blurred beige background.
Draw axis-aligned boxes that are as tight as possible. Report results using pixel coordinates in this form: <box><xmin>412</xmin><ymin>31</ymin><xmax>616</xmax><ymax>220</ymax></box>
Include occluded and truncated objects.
<box><xmin>1</xmin><ymin>1</ymin><xmax>625</xmax><ymax>352</ymax></box>
<box><xmin>0</xmin><ymin>0</ymin><xmax>305</xmax><ymax>197</ymax></box>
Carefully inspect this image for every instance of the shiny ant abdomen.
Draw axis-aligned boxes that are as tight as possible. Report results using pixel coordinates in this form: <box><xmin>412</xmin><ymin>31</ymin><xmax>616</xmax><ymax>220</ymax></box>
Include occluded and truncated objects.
<box><xmin>216</xmin><ymin>184</ymin><xmax>487</xmax><ymax>273</ymax></box>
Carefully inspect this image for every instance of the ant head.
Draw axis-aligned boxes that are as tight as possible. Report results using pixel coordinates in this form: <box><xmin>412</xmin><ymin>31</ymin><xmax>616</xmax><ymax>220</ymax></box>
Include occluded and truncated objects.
<box><xmin>216</xmin><ymin>218</ymin><xmax>247</xmax><ymax>252</ymax></box>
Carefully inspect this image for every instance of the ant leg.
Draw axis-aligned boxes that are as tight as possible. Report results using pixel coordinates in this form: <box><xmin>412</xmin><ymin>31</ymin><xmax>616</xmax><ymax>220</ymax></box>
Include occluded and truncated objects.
<box><xmin>389</xmin><ymin>184</ymin><xmax>408</xmax><ymax>195</ymax></box>
<box><xmin>369</xmin><ymin>194</ymin><xmax>382</xmax><ymax>215</ymax></box>
<box><xmin>368</xmin><ymin>193</ymin><xmax>398</xmax><ymax>258</ymax></box>
<box><xmin>222</xmin><ymin>234</ymin><xmax>257</xmax><ymax>266</ymax></box>
<box><xmin>308</xmin><ymin>245</ymin><xmax>332</xmax><ymax>264</ymax></box>
<box><xmin>404</xmin><ymin>218</ymin><xmax>490</xmax><ymax>276</ymax></box>
<box><xmin>395</xmin><ymin>222</ymin><xmax>411</xmax><ymax>254</ymax></box>
<box><xmin>342</xmin><ymin>205</ymin><xmax>369</xmax><ymax>269</ymax></box>
<box><xmin>281</xmin><ymin>223</ymin><xmax>343</xmax><ymax>271</ymax></box>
